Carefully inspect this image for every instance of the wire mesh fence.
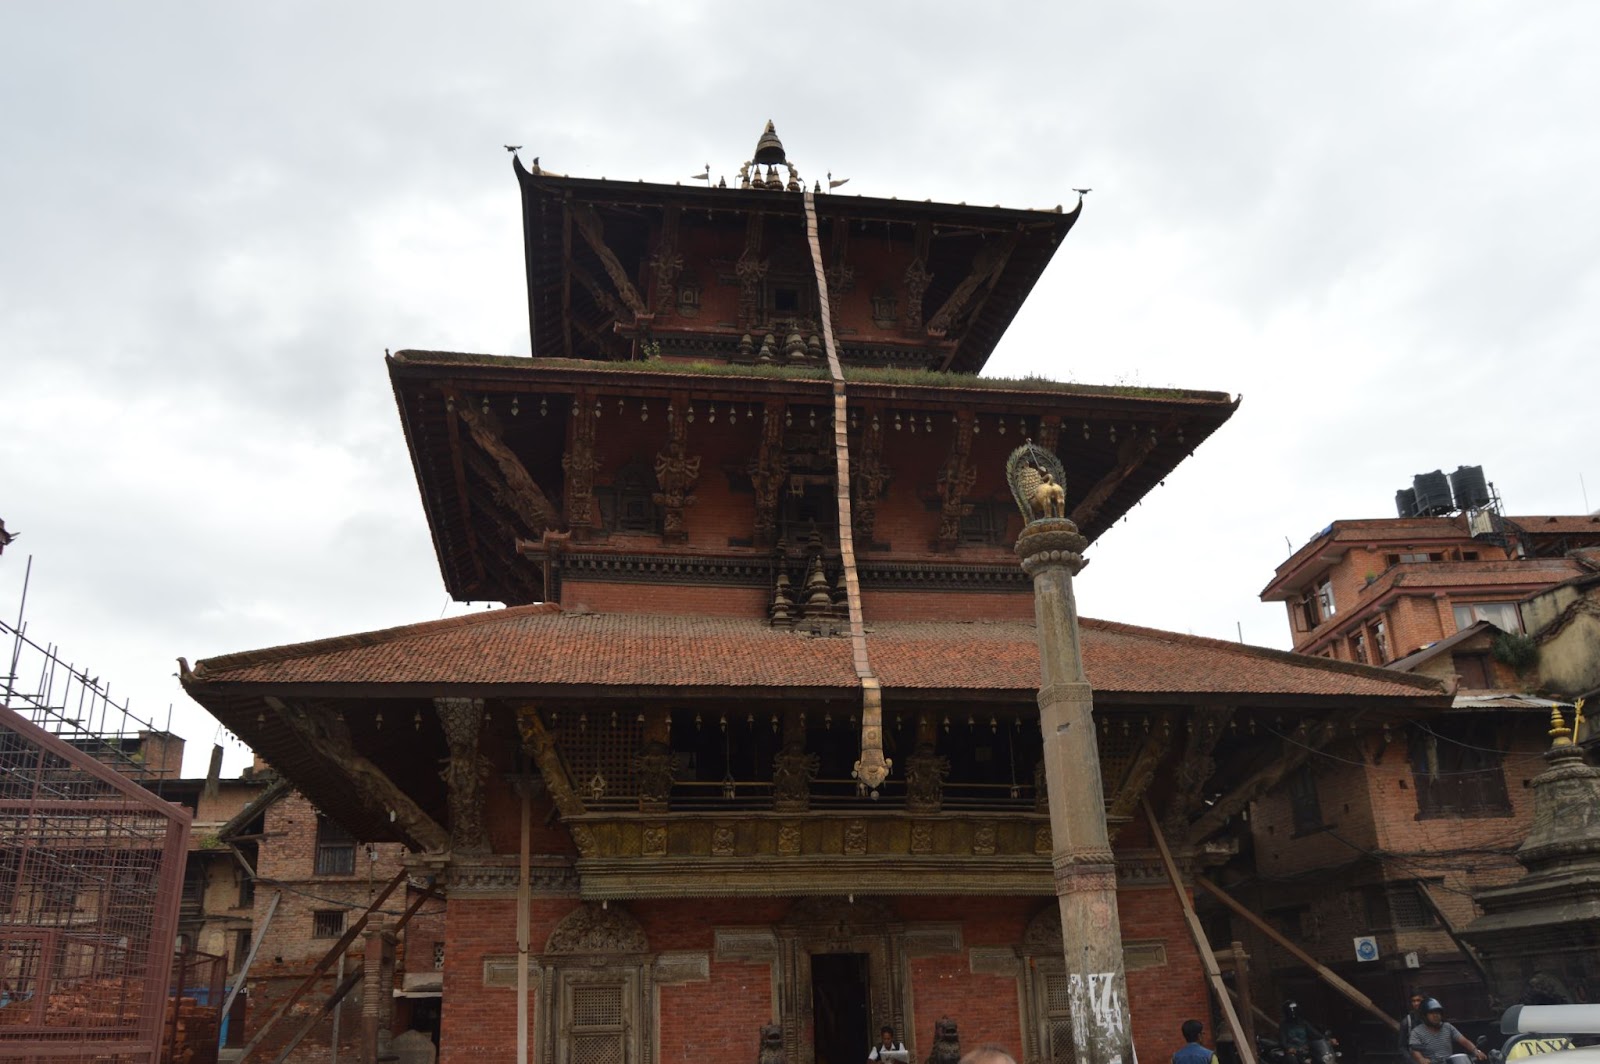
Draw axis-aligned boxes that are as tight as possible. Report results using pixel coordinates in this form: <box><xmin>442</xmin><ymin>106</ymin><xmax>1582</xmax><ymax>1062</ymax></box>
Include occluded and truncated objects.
<box><xmin>0</xmin><ymin>705</ymin><xmax>191</xmax><ymax>1063</ymax></box>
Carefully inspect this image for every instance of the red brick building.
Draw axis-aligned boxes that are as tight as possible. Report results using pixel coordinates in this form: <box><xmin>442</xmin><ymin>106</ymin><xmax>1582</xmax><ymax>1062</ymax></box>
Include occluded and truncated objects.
<box><xmin>180</xmin><ymin>126</ymin><xmax>1450</xmax><ymax>1064</ymax></box>
<box><xmin>1261</xmin><ymin>510</ymin><xmax>1600</xmax><ymax>665</ymax></box>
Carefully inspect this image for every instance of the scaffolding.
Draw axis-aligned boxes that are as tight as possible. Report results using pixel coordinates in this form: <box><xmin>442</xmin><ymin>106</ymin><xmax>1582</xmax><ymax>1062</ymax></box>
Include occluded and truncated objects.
<box><xmin>3</xmin><ymin>557</ymin><xmax>179</xmax><ymax>785</ymax></box>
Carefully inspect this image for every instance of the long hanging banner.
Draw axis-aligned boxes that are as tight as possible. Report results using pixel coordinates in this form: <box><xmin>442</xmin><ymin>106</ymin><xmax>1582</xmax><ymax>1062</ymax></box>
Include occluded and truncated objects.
<box><xmin>802</xmin><ymin>190</ymin><xmax>888</xmax><ymax>792</ymax></box>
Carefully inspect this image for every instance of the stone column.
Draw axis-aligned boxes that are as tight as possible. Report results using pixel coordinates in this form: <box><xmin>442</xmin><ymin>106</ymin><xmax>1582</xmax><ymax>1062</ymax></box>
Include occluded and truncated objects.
<box><xmin>1016</xmin><ymin>509</ymin><xmax>1134</xmax><ymax>1064</ymax></box>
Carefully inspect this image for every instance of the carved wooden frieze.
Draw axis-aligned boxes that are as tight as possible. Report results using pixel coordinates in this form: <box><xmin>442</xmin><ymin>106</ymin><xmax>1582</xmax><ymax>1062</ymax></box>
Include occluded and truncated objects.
<box><xmin>653</xmin><ymin>398</ymin><xmax>701</xmax><ymax>543</ymax></box>
<box><xmin>902</xmin><ymin>222</ymin><xmax>934</xmax><ymax>334</ymax></box>
<box><xmin>842</xmin><ymin>820</ymin><xmax>868</xmax><ymax>855</ymax></box>
<box><xmin>904</xmin><ymin>747</ymin><xmax>950</xmax><ymax>814</ymax></box>
<box><xmin>749</xmin><ymin>401</ymin><xmax>788</xmax><ymax>548</ymax></box>
<box><xmin>736</xmin><ymin>212</ymin><xmax>768</xmax><ymax>330</ymax></box>
<box><xmin>650</xmin><ymin>206</ymin><xmax>684</xmax><ymax>316</ymax></box>
<box><xmin>634</xmin><ymin>740</ymin><xmax>674</xmax><ymax>813</ymax></box>
<box><xmin>777</xmin><ymin>822</ymin><xmax>802</xmax><ymax>855</ymax></box>
<box><xmin>936</xmin><ymin>414</ymin><xmax>978</xmax><ymax>551</ymax></box>
<box><xmin>851</xmin><ymin>407</ymin><xmax>889</xmax><ymax>545</ymax></box>
<box><xmin>545</xmin><ymin>901</ymin><xmax>649</xmax><ymax>955</ymax></box>
<box><xmin>772</xmin><ymin>711</ymin><xmax>819</xmax><ymax>812</ymax></box>
<box><xmin>711</xmin><ymin>823</ymin><xmax>737</xmax><ymax>857</ymax></box>
<box><xmin>562</xmin><ymin>392</ymin><xmax>601</xmax><ymax>535</ymax></box>
<box><xmin>434</xmin><ymin>696</ymin><xmax>492</xmax><ymax>855</ymax></box>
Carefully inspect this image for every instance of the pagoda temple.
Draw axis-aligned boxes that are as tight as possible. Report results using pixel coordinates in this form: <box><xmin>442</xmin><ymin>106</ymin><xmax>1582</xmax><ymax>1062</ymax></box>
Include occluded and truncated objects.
<box><xmin>180</xmin><ymin>123</ymin><xmax>1451</xmax><ymax>1064</ymax></box>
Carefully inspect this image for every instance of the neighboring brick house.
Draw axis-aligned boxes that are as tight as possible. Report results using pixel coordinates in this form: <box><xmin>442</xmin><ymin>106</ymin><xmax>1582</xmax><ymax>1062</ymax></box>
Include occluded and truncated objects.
<box><xmin>1204</xmin><ymin>508</ymin><xmax>1600</xmax><ymax>1058</ymax></box>
<box><xmin>1260</xmin><ymin>512</ymin><xmax>1600</xmax><ymax>664</ymax></box>
<box><xmin>221</xmin><ymin>782</ymin><xmax>447</xmax><ymax>1061</ymax></box>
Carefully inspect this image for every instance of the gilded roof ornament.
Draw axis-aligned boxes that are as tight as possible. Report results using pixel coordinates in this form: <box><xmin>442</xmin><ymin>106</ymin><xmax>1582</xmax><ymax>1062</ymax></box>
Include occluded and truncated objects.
<box><xmin>741</xmin><ymin>120</ymin><xmax>802</xmax><ymax>191</ymax></box>
<box><xmin>1007</xmin><ymin>440</ymin><xmax>1069</xmax><ymax>525</ymax></box>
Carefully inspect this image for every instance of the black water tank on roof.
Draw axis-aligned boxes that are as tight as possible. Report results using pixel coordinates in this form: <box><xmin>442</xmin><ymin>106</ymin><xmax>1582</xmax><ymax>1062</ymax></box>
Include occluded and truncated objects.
<box><xmin>1450</xmin><ymin>465</ymin><xmax>1490</xmax><ymax>510</ymax></box>
<box><xmin>1395</xmin><ymin>488</ymin><xmax>1418</xmax><ymax>518</ymax></box>
<box><xmin>1413</xmin><ymin>470</ymin><xmax>1454</xmax><ymax>515</ymax></box>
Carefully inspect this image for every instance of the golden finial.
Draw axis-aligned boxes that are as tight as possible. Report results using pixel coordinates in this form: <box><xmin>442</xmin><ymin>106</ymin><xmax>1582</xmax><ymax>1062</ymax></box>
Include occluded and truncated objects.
<box><xmin>1550</xmin><ymin>706</ymin><xmax>1573</xmax><ymax>747</ymax></box>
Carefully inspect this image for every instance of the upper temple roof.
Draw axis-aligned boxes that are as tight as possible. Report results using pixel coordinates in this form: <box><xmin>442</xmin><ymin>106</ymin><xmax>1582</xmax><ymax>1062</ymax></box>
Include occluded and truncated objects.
<box><xmin>513</xmin><ymin>155</ymin><xmax>1081</xmax><ymax>374</ymax></box>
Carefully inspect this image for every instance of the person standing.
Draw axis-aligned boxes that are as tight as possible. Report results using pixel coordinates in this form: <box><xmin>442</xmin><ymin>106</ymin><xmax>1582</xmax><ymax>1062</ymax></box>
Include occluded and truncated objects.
<box><xmin>1174</xmin><ymin>1020</ymin><xmax>1218</xmax><ymax>1064</ymax></box>
<box><xmin>1398</xmin><ymin>994</ymin><xmax>1426</xmax><ymax>1057</ymax></box>
<box><xmin>1408</xmin><ymin>999</ymin><xmax>1486</xmax><ymax>1064</ymax></box>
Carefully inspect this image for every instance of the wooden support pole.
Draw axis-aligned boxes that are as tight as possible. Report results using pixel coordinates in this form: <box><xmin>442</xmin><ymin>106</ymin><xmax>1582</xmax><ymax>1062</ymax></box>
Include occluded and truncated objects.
<box><xmin>1144</xmin><ymin>800</ymin><xmax>1257</xmax><ymax>1064</ymax></box>
<box><xmin>1415</xmin><ymin>881</ymin><xmax>1494</xmax><ymax>990</ymax></box>
<box><xmin>518</xmin><ymin>778</ymin><xmax>533</xmax><ymax>1064</ymax></box>
<box><xmin>268</xmin><ymin>884</ymin><xmax>438</xmax><ymax>1064</ymax></box>
<box><xmin>1194</xmin><ymin>874</ymin><xmax>1399</xmax><ymax>1031</ymax></box>
<box><xmin>237</xmin><ymin>867</ymin><xmax>408</xmax><ymax>1063</ymax></box>
<box><xmin>1231</xmin><ymin>942</ymin><xmax>1257</xmax><ymax>1049</ymax></box>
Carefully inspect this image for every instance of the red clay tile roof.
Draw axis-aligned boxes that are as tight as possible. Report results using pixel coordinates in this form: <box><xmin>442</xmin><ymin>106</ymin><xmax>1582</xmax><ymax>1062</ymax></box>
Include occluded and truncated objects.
<box><xmin>1504</xmin><ymin>512</ymin><xmax>1600</xmax><ymax>534</ymax></box>
<box><xmin>186</xmin><ymin>605</ymin><xmax>1445</xmax><ymax>702</ymax></box>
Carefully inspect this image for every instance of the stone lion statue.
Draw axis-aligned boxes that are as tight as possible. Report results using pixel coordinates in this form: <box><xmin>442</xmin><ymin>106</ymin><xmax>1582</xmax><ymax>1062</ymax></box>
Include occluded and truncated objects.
<box><xmin>926</xmin><ymin>1017</ymin><xmax>960</xmax><ymax>1064</ymax></box>
<box><xmin>758</xmin><ymin>1023</ymin><xmax>785</xmax><ymax>1064</ymax></box>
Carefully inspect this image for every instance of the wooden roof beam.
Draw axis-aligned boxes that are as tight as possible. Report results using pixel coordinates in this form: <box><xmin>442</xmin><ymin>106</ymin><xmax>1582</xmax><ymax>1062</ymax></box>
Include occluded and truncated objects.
<box><xmin>263</xmin><ymin>696</ymin><xmax>449</xmax><ymax>852</ymax></box>
<box><xmin>929</xmin><ymin>230</ymin><xmax>1018</xmax><ymax>345</ymax></box>
<box><xmin>1106</xmin><ymin>711</ymin><xmax>1176</xmax><ymax>841</ymax></box>
<box><xmin>1184</xmin><ymin>711</ymin><xmax>1356</xmax><ymax>846</ymax></box>
<box><xmin>1069</xmin><ymin>419</ymin><xmax>1171</xmax><ymax>529</ymax></box>
<box><xmin>454</xmin><ymin>398</ymin><xmax>562</xmax><ymax>535</ymax></box>
<box><xmin>440</xmin><ymin>389</ymin><xmax>485</xmax><ymax>594</ymax></box>
<box><xmin>571</xmin><ymin>203</ymin><xmax>647</xmax><ymax>319</ymax></box>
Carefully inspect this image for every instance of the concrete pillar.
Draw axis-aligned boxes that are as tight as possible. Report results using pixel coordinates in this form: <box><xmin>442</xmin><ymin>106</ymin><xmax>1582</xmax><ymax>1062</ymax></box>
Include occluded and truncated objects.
<box><xmin>1016</xmin><ymin>515</ymin><xmax>1134</xmax><ymax>1064</ymax></box>
<box><xmin>361</xmin><ymin>919</ymin><xmax>398</xmax><ymax>1064</ymax></box>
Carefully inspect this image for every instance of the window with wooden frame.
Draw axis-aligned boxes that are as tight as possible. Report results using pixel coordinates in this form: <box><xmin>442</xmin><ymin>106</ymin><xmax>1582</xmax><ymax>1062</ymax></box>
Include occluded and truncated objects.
<box><xmin>314</xmin><ymin>815</ymin><xmax>356</xmax><ymax>876</ymax></box>
<box><xmin>1288</xmin><ymin>766</ymin><xmax>1325</xmax><ymax>835</ymax></box>
<box><xmin>312</xmin><ymin>910</ymin><xmax>346</xmax><ymax>938</ymax></box>
<box><xmin>1409</xmin><ymin>719</ymin><xmax>1512</xmax><ymax>818</ymax></box>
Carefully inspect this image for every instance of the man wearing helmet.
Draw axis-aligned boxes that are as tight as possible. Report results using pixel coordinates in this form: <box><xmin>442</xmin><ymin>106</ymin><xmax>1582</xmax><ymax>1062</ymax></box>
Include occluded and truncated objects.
<box><xmin>1279</xmin><ymin>1001</ymin><xmax>1334</xmax><ymax>1064</ymax></box>
<box><xmin>1408</xmin><ymin>999</ymin><xmax>1486</xmax><ymax>1064</ymax></box>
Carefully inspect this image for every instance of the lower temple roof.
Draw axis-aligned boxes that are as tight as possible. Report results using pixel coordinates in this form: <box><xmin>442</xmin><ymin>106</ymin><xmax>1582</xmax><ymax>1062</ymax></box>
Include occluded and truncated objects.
<box><xmin>183</xmin><ymin>603</ymin><xmax>1446</xmax><ymax>703</ymax></box>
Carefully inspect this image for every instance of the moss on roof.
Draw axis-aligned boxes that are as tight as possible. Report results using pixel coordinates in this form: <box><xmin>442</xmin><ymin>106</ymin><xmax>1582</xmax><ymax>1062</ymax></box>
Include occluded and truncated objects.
<box><xmin>389</xmin><ymin>350</ymin><xmax>1232</xmax><ymax>404</ymax></box>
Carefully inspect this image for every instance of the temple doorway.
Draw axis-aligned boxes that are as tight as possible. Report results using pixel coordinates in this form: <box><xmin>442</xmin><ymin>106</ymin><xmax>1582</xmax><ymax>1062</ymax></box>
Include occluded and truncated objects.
<box><xmin>811</xmin><ymin>952</ymin><xmax>870</xmax><ymax>1064</ymax></box>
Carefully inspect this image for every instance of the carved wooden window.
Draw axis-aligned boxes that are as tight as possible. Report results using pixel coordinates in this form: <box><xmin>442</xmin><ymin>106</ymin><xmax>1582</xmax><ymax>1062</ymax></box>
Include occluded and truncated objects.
<box><xmin>1021</xmin><ymin>959</ymin><xmax>1078</xmax><ymax>1064</ymax></box>
<box><xmin>552</xmin><ymin>971</ymin><xmax>642</xmax><ymax>1064</ymax></box>
<box><xmin>597</xmin><ymin>462</ymin><xmax>659</xmax><ymax>534</ymax></box>
<box><xmin>958</xmin><ymin>502</ymin><xmax>1004</xmax><ymax>546</ymax></box>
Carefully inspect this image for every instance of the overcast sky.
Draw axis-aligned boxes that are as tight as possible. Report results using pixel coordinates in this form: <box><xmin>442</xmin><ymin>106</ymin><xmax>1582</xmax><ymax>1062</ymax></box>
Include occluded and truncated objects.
<box><xmin>3</xmin><ymin>2</ymin><xmax>1596</xmax><ymax>776</ymax></box>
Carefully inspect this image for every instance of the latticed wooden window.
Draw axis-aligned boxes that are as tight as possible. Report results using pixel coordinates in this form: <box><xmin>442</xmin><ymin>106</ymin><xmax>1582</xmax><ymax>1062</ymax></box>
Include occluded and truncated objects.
<box><xmin>1043</xmin><ymin>972</ymin><xmax>1077</xmax><ymax>1064</ymax></box>
<box><xmin>567</xmin><ymin>984</ymin><xmax>627</xmax><ymax>1064</ymax></box>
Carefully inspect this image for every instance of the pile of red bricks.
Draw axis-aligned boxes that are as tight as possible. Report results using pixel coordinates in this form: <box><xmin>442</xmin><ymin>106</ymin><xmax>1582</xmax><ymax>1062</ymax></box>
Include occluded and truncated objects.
<box><xmin>163</xmin><ymin>996</ymin><xmax>220</xmax><ymax>1064</ymax></box>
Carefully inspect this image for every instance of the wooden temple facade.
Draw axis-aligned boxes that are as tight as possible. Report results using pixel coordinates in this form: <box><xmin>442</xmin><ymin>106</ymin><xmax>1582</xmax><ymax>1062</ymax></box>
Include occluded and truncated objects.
<box><xmin>180</xmin><ymin>125</ymin><xmax>1451</xmax><ymax>1064</ymax></box>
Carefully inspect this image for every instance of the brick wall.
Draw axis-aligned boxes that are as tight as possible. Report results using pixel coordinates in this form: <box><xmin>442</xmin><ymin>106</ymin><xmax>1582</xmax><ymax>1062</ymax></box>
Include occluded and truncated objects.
<box><xmin>438</xmin><ymin>891</ymin><xmax>1204</xmax><ymax>1064</ymax></box>
<box><xmin>1244</xmin><ymin>717</ymin><xmax>1544</xmax><ymax>976</ymax></box>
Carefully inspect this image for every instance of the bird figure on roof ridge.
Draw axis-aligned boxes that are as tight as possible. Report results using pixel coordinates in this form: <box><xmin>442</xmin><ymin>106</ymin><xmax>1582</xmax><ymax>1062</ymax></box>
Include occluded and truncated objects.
<box><xmin>505</xmin><ymin>145</ymin><xmax>522</xmax><ymax>153</ymax></box>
